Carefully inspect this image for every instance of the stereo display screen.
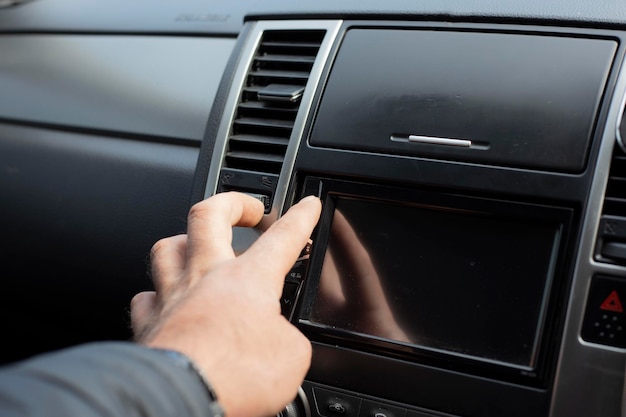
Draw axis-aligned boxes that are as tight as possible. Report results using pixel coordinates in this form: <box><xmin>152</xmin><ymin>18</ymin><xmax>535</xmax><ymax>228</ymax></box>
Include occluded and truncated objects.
<box><xmin>305</xmin><ymin>196</ymin><xmax>561</xmax><ymax>368</ymax></box>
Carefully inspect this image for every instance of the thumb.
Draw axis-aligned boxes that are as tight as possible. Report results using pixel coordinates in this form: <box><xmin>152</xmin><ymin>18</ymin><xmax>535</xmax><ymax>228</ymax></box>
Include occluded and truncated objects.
<box><xmin>130</xmin><ymin>291</ymin><xmax>158</xmax><ymax>341</ymax></box>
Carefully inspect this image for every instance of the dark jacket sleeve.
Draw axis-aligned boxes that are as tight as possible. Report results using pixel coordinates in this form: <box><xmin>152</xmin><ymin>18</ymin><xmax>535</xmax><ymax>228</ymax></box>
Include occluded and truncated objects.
<box><xmin>0</xmin><ymin>342</ymin><xmax>217</xmax><ymax>417</ymax></box>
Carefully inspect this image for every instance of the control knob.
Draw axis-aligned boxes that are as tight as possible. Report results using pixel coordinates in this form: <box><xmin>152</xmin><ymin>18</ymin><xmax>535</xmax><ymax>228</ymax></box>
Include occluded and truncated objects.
<box><xmin>277</xmin><ymin>387</ymin><xmax>310</xmax><ymax>417</ymax></box>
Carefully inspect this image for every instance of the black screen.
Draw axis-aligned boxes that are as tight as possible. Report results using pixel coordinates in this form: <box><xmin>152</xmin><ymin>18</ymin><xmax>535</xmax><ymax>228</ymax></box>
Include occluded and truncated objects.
<box><xmin>307</xmin><ymin>196</ymin><xmax>560</xmax><ymax>368</ymax></box>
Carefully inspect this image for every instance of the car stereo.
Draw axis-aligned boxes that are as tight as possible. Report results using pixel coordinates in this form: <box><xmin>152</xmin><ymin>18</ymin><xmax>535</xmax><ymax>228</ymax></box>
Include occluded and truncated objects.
<box><xmin>282</xmin><ymin>176</ymin><xmax>573</xmax><ymax>390</ymax></box>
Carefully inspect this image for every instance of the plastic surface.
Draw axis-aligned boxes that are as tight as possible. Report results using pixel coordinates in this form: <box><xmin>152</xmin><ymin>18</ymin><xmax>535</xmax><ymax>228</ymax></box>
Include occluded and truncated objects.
<box><xmin>2</xmin><ymin>0</ymin><xmax>626</xmax><ymax>34</ymax></box>
<box><xmin>310</xmin><ymin>29</ymin><xmax>616</xmax><ymax>172</ymax></box>
<box><xmin>0</xmin><ymin>35</ymin><xmax>234</xmax><ymax>141</ymax></box>
<box><xmin>0</xmin><ymin>123</ymin><xmax>198</xmax><ymax>362</ymax></box>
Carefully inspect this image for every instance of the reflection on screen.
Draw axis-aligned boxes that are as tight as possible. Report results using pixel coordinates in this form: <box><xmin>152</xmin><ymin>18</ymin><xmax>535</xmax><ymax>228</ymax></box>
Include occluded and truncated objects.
<box><xmin>309</xmin><ymin>197</ymin><xmax>559</xmax><ymax>367</ymax></box>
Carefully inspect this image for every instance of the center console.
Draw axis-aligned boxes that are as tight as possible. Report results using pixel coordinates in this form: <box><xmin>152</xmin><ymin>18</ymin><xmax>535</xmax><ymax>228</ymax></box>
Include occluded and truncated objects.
<box><xmin>192</xmin><ymin>18</ymin><xmax>626</xmax><ymax>417</ymax></box>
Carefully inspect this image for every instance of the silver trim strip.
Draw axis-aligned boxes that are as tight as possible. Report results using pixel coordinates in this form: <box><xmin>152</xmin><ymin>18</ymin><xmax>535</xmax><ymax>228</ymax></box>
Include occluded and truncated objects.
<box><xmin>203</xmin><ymin>20</ymin><xmax>262</xmax><ymax>201</ymax></box>
<box><xmin>616</xmin><ymin>80</ymin><xmax>626</xmax><ymax>154</ymax></box>
<box><xmin>408</xmin><ymin>134</ymin><xmax>472</xmax><ymax>147</ymax></box>
<box><xmin>550</xmin><ymin>54</ymin><xmax>626</xmax><ymax>417</ymax></box>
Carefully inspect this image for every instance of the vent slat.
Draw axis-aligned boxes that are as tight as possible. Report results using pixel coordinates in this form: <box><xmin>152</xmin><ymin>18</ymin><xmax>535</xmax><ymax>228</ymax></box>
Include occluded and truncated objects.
<box><xmin>605</xmin><ymin>197</ymin><xmax>626</xmax><ymax>205</ymax></box>
<box><xmin>243</xmin><ymin>86</ymin><xmax>265</xmax><ymax>94</ymax></box>
<box><xmin>226</xmin><ymin>151</ymin><xmax>285</xmax><ymax>164</ymax></box>
<box><xmin>234</xmin><ymin>117</ymin><xmax>295</xmax><ymax>130</ymax></box>
<box><xmin>249</xmin><ymin>70</ymin><xmax>311</xmax><ymax>81</ymax></box>
<box><xmin>229</xmin><ymin>134</ymin><xmax>290</xmax><ymax>147</ymax></box>
<box><xmin>260</xmin><ymin>41</ymin><xmax>321</xmax><ymax>50</ymax></box>
<box><xmin>255</xmin><ymin>54</ymin><xmax>316</xmax><ymax>64</ymax></box>
<box><xmin>238</xmin><ymin>101</ymin><xmax>299</xmax><ymax>114</ymax></box>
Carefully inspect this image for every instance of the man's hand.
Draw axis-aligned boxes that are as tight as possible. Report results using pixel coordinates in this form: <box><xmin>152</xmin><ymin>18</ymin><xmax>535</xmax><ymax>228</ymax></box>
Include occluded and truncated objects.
<box><xmin>130</xmin><ymin>192</ymin><xmax>322</xmax><ymax>417</ymax></box>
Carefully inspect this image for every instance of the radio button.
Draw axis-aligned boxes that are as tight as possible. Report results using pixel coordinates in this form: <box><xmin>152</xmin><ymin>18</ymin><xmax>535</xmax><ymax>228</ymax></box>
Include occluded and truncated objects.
<box><xmin>287</xmin><ymin>238</ymin><xmax>313</xmax><ymax>281</ymax></box>
<box><xmin>313</xmin><ymin>387</ymin><xmax>361</xmax><ymax>417</ymax></box>
<box><xmin>328</xmin><ymin>402</ymin><xmax>348</xmax><ymax>414</ymax></box>
<box><xmin>288</xmin><ymin>259</ymin><xmax>307</xmax><ymax>280</ymax></box>
<box><xmin>280</xmin><ymin>281</ymin><xmax>300</xmax><ymax>320</ymax></box>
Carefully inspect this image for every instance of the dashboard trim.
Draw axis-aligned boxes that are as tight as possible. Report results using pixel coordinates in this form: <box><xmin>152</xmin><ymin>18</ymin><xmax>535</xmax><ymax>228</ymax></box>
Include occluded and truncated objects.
<box><xmin>550</xmin><ymin>54</ymin><xmax>626</xmax><ymax>417</ymax></box>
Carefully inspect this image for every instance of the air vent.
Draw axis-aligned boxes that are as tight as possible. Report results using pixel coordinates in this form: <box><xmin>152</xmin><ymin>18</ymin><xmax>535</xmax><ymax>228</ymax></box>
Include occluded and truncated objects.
<box><xmin>596</xmin><ymin>145</ymin><xmax>626</xmax><ymax>264</ymax></box>
<box><xmin>217</xmin><ymin>29</ymin><xmax>326</xmax><ymax>211</ymax></box>
<box><xmin>603</xmin><ymin>146</ymin><xmax>626</xmax><ymax>216</ymax></box>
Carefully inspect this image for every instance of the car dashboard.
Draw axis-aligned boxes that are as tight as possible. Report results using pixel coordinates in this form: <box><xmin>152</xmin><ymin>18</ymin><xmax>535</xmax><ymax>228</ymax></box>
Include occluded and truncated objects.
<box><xmin>1</xmin><ymin>1</ymin><xmax>626</xmax><ymax>417</ymax></box>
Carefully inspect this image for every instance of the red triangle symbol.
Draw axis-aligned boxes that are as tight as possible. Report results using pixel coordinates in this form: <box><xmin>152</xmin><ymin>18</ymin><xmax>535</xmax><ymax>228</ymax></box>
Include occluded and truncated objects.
<box><xmin>600</xmin><ymin>290</ymin><xmax>624</xmax><ymax>313</ymax></box>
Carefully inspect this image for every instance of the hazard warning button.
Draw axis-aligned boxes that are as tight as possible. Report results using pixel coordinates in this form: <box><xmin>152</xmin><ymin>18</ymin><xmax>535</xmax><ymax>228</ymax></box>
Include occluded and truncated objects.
<box><xmin>600</xmin><ymin>290</ymin><xmax>623</xmax><ymax>313</ymax></box>
<box><xmin>582</xmin><ymin>276</ymin><xmax>626</xmax><ymax>348</ymax></box>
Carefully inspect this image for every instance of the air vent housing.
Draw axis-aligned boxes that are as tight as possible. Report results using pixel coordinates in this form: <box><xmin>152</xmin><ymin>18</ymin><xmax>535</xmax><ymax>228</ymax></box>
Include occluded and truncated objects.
<box><xmin>216</xmin><ymin>29</ymin><xmax>326</xmax><ymax>212</ymax></box>
<box><xmin>596</xmin><ymin>144</ymin><xmax>626</xmax><ymax>264</ymax></box>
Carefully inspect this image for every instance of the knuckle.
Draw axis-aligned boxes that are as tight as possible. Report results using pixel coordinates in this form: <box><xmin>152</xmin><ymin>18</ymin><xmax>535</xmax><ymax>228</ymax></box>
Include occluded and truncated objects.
<box><xmin>150</xmin><ymin>238</ymin><xmax>171</xmax><ymax>260</ymax></box>
<box><xmin>129</xmin><ymin>292</ymin><xmax>143</xmax><ymax>310</ymax></box>
<box><xmin>188</xmin><ymin>193</ymin><xmax>239</xmax><ymax>223</ymax></box>
<box><xmin>187</xmin><ymin>200</ymin><xmax>216</xmax><ymax>223</ymax></box>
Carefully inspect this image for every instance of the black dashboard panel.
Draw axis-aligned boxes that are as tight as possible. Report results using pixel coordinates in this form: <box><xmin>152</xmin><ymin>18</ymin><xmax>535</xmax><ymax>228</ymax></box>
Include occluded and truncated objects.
<box><xmin>0</xmin><ymin>122</ymin><xmax>199</xmax><ymax>362</ymax></box>
<box><xmin>0</xmin><ymin>35</ymin><xmax>234</xmax><ymax>141</ymax></box>
<box><xmin>2</xmin><ymin>1</ymin><xmax>626</xmax><ymax>417</ymax></box>
<box><xmin>311</xmin><ymin>28</ymin><xmax>616</xmax><ymax>172</ymax></box>
<box><xmin>0</xmin><ymin>7</ymin><xmax>235</xmax><ymax>363</ymax></box>
<box><xmin>2</xmin><ymin>0</ymin><xmax>626</xmax><ymax>34</ymax></box>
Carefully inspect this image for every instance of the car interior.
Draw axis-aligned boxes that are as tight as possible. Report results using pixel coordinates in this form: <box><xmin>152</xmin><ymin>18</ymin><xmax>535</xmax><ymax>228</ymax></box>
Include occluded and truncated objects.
<box><xmin>1</xmin><ymin>1</ymin><xmax>626</xmax><ymax>416</ymax></box>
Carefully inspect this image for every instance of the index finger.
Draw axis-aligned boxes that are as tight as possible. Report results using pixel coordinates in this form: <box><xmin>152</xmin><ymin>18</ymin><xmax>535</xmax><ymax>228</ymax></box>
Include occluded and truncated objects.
<box><xmin>239</xmin><ymin>195</ymin><xmax>322</xmax><ymax>297</ymax></box>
